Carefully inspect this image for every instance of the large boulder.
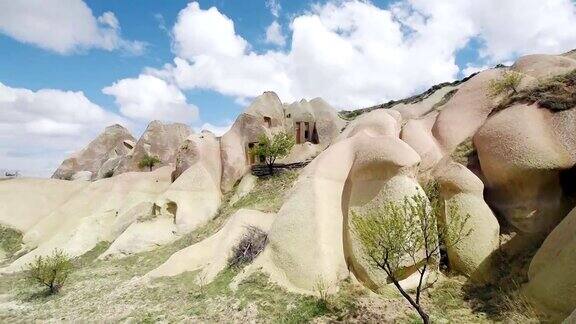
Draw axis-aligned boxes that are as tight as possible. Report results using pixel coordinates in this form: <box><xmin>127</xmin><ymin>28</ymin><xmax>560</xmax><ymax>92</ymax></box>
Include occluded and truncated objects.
<box><xmin>115</xmin><ymin>121</ymin><xmax>192</xmax><ymax>174</ymax></box>
<box><xmin>474</xmin><ymin>103</ymin><xmax>575</xmax><ymax>234</ymax></box>
<box><xmin>52</xmin><ymin>124</ymin><xmax>135</xmax><ymax>180</ymax></box>
<box><xmin>0</xmin><ymin>178</ymin><xmax>87</xmax><ymax>232</ymax></box>
<box><xmin>435</xmin><ymin>162</ymin><xmax>500</xmax><ymax>283</ymax></box>
<box><xmin>220</xmin><ymin>92</ymin><xmax>285</xmax><ymax>192</ymax></box>
<box><xmin>336</xmin><ymin>109</ymin><xmax>400</xmax><ymax>142</ymax></box>
<box><xmin>526</xmin><ymin>206</ymin><xmax>576</xmax><ymax>319</ymax></box>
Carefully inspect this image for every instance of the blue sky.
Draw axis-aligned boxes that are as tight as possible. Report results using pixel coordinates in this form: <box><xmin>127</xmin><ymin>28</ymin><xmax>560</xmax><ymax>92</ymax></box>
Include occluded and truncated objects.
<box><xmin>1</xmin><ymin>0</ymin><xmax>575</xmax><ymax>176</ymax></box>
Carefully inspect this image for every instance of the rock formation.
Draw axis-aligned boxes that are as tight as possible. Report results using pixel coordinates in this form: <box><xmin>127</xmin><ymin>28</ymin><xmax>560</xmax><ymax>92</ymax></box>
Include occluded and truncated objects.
<box><xmin>52</xmin><ymin>124</ymin><xmax>135</xmax><ymax>180</ymax></box>
<box><xmin>115</xmin><ymin>121</ymin><xmax>192</xmax><ymax>175</ymax></box>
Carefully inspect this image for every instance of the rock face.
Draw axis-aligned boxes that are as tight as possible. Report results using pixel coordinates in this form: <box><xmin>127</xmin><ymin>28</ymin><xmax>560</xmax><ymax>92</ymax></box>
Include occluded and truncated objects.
<box><xmin>0</xmin><ymin>178</ymin><xmax>87</xmax><ymax>232</ymax></box>
<box><xmin>145</xmin><ymin>209</ymin><xmax>275</xmax><ymax>284</ymax></box>
<box><xmin>220</xmin><ymin>92</ymin><xmax>285</xmax><ymax>192</ymax></box>
<box><xmin>475</xmin><ymin>104</ymin><xmax>575</xmax><ymax>233</ymax></box>
<box><xmin>101</xmin><ymin>132</ymin><xmax>222</xmax><ymax>258</ymax></box>
<box><xmin>1</xmin><ymin>167</ymin><xmax>174</xmax><ymax>273</ymax></box>
<box><xmin>526</xmin><ymin>206</ymin><xmax>576</xmax><ymax>318</ymax></box>
<box><xmin>435</xmin><ymin>162</ymin><xmax>499</xmax><ymax>283</ymax></box>
<box><xmin>220</xmin><ymin>92</ymin><xmax>345</xmax><ymax>192</ymax></box>
<box><xmin>512</xmin><ymin>54</ymin><xmax>576</xmax><ymax>79</ymax></box>
<box><xmin>116</xmin><ymin>121</ymin><xmax>192</xmax><ymax>174</ymax></box>
<box><xmin>52</xmin><ymin>124</ymin><xmax>135</xmax><ymax>180</ymax></box>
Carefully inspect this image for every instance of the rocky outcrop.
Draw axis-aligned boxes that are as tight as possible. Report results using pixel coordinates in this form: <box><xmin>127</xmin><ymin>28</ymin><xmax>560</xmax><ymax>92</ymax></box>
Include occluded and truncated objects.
<box><xmin>145</xmin><ymin>209</ymin><xmax>275</xmax><ymax>284</ymax></box>
<box><xmin>220</xmin><ymin>92</ymin><xmax>285</xmax><ymax>192</ymax></box>
<box><xmin>52</xmin><ymin>124</ymin><xmax>135</xmax><ymax>180</ymax></box>
<box><xmin>115</xmin><ymin>121</ymin><xmax>192</xmax><ymax>174</ymax></box>
<box><xmin>1</xmin><ymin>167</ymin><xmax>174</xmax><ymax>273</ymax></box>
<box><xmin>435</xmin><ymin>162</ymin><xmax>499</xmax><ymax>283</ymax></box>
<box><xmin>100</xmin><ymin>132</ymin><xmax>222</xmax><ymax>258</ymax></box>
<box><xmin>526</xmin><ymin>206</ymin><xmax>576</xmax><ymax>318</ymax></box>
<box><xmin>475</xmin><ymin>103</ymin><xmax>575</xmax><ymax>234</ymax></box>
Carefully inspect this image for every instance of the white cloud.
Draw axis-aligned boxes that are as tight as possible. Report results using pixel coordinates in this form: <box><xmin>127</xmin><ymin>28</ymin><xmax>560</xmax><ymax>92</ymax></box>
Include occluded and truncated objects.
<box><xmin>172</xmin><ymin>2</ymin><xmax>247</xmax><ymax>58</ymax></box>
<box><xmin>265</xmin><ymin>21</ymin><xmax>286</xmax><ymax>46</ymax></box>
<box><xmin>266</xmin><ymin>0</ymin><xmax>281</xmax><ymax>18</ymax></box>
<box><xmin>102</xmin><ymin>75</ymin><xmax>199</xmax><ymax>123</ymax></box>
<box><xmin>0</xmin><ymin>83</ymin><xmax>128</xmax><ymax>176</ymax></box>
<box><xmin>153</xmin><ymin>0</ymin><xmax>576</xmax><ymax>109</ymax></box>
<box><xmin>0</xmin><ymin>0</ymin><xmax>145</xmax><ymax>55</ymax></box>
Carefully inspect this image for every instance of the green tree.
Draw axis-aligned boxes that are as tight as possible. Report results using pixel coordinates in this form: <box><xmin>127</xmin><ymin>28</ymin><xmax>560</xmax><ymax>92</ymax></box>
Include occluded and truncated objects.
<box><xmin>351</xmin><ymin>188</ymin><xmax>470</xmax><ymax>324</ymax></box>
<box><xmin>26</xmin><ymin>249</ymin><xmax>73</xmax><ymax>294</ymax></box>
<box><xmin>488</xmin><ymin>70</ymin><xmax>523</xmax><ymax>97</ymax></box>
<box><xmin>251</xmin><ymin>132</ymin><xmax>295</xmax><ymax>175</ymax></box>
<box><xmin>138</xmin><ymin>155</ymin><xmax>161</xmax><ymax>172</ymax></box>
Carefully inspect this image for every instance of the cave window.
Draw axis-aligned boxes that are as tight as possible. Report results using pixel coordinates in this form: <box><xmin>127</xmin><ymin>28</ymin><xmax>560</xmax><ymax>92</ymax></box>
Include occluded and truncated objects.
<box><xmin>311</xmin><ymin>123</ymin><xmax>319</xmax><ymax>144</ymax></box>
<box><xmin>304</xmin><ymin>122</ymin><xmax>310</xmax><ymax>142</ymax></box>
<box><xmin>264</xmin><ymin>116</ymin><xmax>272</xmax><ymax>128</ymax></box>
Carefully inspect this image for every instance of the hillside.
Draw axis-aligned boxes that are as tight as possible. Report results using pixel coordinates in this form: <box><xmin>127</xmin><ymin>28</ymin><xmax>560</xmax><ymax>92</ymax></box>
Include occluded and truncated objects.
<box><xmin>1</xmin><ymin>51</ymin><xmax>576</xmax><ymax>323</ymax></box>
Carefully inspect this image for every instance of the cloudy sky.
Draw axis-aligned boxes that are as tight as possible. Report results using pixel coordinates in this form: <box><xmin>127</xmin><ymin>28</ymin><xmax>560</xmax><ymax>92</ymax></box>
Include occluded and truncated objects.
<box><xmin>1</xmin><ymin>0</ymin><xmax>576</xmax><ymax>177</ymax></box>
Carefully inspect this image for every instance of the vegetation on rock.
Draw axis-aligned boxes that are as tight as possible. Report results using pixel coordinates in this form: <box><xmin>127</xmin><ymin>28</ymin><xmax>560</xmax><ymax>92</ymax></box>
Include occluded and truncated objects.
<box><xmin>26</xmin><ymin>249</ymin><xmax>73</xmax><ymax>295</ymax></box>
<box><xmin>488</xmin><ymin>70</ymin><xmax>523</xmax><ymax>97</ymax></box>
<box><xmin>250</xmin><ymin>132</ymin><xmax>295</xmax><ymax>175</ymax></box>
<box><xmin>352</xmin><ymin>192</ymin><xmax>471</xmax><ymax>324</ymax></box>
<box><xmin>138</xmin><ymin>155</ymin><xmax>161</xmax><ymax>171</ymax></box>
<box><xmin>495</xmin><ymin>69</ymin><xmax>576</xmax><ymax>112</ymax></box>
<box><xmin>0</xmin><ymin>225</ymin><xmax>22</xmax><ymax>261</ymax></box>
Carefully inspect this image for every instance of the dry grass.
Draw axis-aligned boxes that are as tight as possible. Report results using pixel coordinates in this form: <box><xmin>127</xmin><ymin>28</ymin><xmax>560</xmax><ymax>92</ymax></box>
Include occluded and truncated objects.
<box><xmin>494</xmin><ymin>69</ymin><xmax>576</xmax><ymax>113</ymax></box>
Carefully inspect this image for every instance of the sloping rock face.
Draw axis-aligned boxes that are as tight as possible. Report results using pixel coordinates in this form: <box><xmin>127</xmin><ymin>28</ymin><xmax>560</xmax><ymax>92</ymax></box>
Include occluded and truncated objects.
<box><xmin>238</xmin><ymin>111</ymin><xmax>438</xmax><ymax>293</ymax></box>
<box><xmin>513</xmin><ymin>54</ymin><xmax>576</xmax><ymax>79</ymax></box>
<box><xmin>115</xmin><ymin>121</ymin><xmax>192</xmax><ymax>174</ymax></box>
<box><xmin>1</xmin><ymin>167</ymin><xmax>174</xmax><ymax>273</ymax></box>
<box><xmin>475</xmin><ymin>104</ymin><xmax>575</xmax><ymax>234</ymax></box>
<box><xmin>145</xmin><ymin>209</ymin><xmax>275</xmax><ymax>284</ymax></box>
<box><xmin>0</xmin><ymin>178</ymin><xmax>87</xmax><ymax>232</ymax></box>
<box><xmin>52</xmin><ymin>124</ymin><xmax>135</xmax><ymax>180</ymax></box>
<box><xmin>526</xmin><ymin>206</ymin><xmax>576</xmax><ymax>319</ymax></box>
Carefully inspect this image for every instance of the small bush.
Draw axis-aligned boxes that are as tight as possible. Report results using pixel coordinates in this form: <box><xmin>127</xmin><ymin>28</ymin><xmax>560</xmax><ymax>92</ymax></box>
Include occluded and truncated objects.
<box><xmin>228</xmin><ymin>226</ymin><xmax>268</xmax><ymax>268</ymax></box>
<box><xmin>488</xmin><ymin>70</ymin><xmax>523</xmax><ymax>97</ymax></box>
<box><xmin>26</xmin><ymin>249</ymin><xmax>73</xmax><ymax>294</ymax></box>
<box><xmin>138</xmin><ymin>155</ymin><xmax>161</xmax><ymax>172</ymax></box>
<box><xmin>0</xmin><ymin>225</ymin><xmax>23</xmax><ymax>259</ymax></box>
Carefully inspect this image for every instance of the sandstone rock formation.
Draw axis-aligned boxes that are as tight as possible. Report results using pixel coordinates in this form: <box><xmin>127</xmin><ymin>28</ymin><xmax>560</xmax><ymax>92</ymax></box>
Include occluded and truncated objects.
<box><xmin>145</xmin><ymin>209</ymin><xmax>275</xmax><ymax>284</ymax></box>
<box><xmin>220</xmin><ymin>92</ymin><xmax>345</xmax><ymax>192</ymax></box>
<box><xmin>475</xmin><ymin>103</ymin><xmax>575</xmax><ymax>234</ymax></box>
<box><xmin>220</xmin><ymin>92</ymin><xmax>285</xmax><ymax>192</ymax></box>
<box><xmin>435</xmin><ymin>162</ymin><xmax>499</xmax><ymax>283</ymax></box>
<box><xmin>52</xmin><ymin>124</ymin><xmax>135</xmax><ymax>180</ymax></box>
<box><xmin>0</xmin><ymin>178</ymin><xmax>87</xmax><ymax>232</ymax></box>
<box><xmin>526</xmin><ymin>206</ymin><xmax>576</xmax><ymax>319</ymax></box>
<box><xmin>1</xmin><ymin>167</ymin><xmax>174</xmax><ymax>273</ymax></box>
<box><xmin>115</xmin><ymin>121</ymin><xmax>192</xmax><ymax>174</ymax></box>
